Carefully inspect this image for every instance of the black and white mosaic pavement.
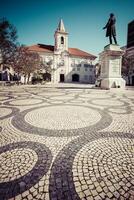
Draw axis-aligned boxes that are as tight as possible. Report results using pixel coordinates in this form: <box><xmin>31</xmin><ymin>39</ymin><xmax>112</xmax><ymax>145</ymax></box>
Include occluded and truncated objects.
<box><xmin>0</xmin><ymin>141</ymin><xmax>52</xmax><ymax>200</ymax></box>
<box><xmin>0</xmin><ymin>83</ymin><xmax>134</xmax><ymax>200</ymax></box>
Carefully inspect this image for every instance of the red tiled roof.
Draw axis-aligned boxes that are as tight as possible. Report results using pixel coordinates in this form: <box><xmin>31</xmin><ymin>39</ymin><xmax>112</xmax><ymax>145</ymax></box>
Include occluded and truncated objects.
<box><xmin>28</xmin><ymin>44</ymin><xmax>54</xmax><ymax>53</ymax></box>
<box><xmin>68</xmin><ymin>48</ymin><xmax>96</xmax><ymax>59</ymax></box>
<box><xmin>28</xmin><ymin>44</ymin><xmax>96</xmax><ymax>59</ymax></box>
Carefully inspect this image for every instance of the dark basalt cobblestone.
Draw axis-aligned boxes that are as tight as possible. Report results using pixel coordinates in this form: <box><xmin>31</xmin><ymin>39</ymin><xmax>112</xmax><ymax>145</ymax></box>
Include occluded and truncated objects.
<box><xmin>3</xmin><ymin>97</ymin><xmax>45</xmax><ymax>106</ymax></box>
<box><xmin>0</xmin><ymin>84</ymin><xmax>134</xmax><ymax>200</ymax></box>
<box><xmin>0</xmin><ymin>106</ymin><xmax>19</xmax><ymax>120</ymax></box>
<box><xmin>11</xmin><ymin>104</ymin><xmax>112</xmax><ymax>137</ymax></box>
<box><xmin>49</xmin><ymin>132</ymin><xmax>134</xmax><ymax>200</ymax></box>
<box><xmin>0</xmin><ymin>141</ymin><xmax>52</xmax><ymax>200</ymax></box>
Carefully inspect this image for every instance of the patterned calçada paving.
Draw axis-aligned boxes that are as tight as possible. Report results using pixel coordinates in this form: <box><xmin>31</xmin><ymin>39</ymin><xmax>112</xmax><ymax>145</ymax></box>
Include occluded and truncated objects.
<box><xmin>0</xmin><ymin>84</ymin><xmax>134</xmax><ymax>200</ymax></box>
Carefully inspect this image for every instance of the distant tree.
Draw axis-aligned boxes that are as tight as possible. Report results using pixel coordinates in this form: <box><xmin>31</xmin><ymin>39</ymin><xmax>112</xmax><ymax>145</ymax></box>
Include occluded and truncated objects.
<box><xmin>20</xmin><ymin>48</ymin><xmax>41</xmax><ymax>84</ymax></box>
<box><xmin>122</xmin><ymin>51</ymin><xmax>134</xmax><ymax>85</ymax></box>
<box><xmin>0</xmin><ymin>18</ymin><xmax>17</xmax><ymax>68</ymax></box>
<box><xmin>40</xmin><ymin>60</ymin><xmax>52</xmax><ymax>74</ymax></box>
<box><xmin>95</xmin><ymin>63</ymin><xmax>101</xmax><ymax>78</ymax></box>
<box><xmin>9</xmin><ymin>45</ymin><xmax>24</xmax><ymax>75</ymax></box>
<box><xmin>40</xmin><ymin>59</ymin><xmax>53</xmax><ymax>81</ymax></box>
<box><xmin>0</xmin><ymin>18</ymin><xmax>42</xmax><ymax>83</ymax></box>
<box><xmin>10</xmin><ymin>46</ymin><xmax>41</xmax><ymax>84</ymax></box>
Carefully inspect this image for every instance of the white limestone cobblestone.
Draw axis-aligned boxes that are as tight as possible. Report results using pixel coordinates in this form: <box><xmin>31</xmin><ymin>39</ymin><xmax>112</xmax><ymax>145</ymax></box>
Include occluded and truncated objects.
<box><xmin>0</xmin><ymin>84</ymin><xmax>134</xmax><ymax>200</ymax></box>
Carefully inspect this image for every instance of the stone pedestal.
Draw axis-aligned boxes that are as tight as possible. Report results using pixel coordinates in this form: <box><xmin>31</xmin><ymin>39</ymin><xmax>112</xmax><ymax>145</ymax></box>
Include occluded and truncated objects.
<box><xmin>99</xmin><ymin>44</ymin><xmax>126</xmax><ymax>89</ymax></box>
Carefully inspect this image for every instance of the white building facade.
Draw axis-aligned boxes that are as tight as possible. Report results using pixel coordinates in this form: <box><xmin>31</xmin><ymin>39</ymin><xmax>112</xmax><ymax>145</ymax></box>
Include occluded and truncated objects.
<box><xmin>29</xmin><ymin>19</ymin><xmax>97</xmax><ymax>83</ymax></box>
<box><xmin>124</xmin><ymin>20</ymin><xmax>134</xmax><ymax>85</ymax></box>
<box><xmin>126</xmin><ymin>47</ymin><xmax>134</xmax><ymax>85</ymax></box>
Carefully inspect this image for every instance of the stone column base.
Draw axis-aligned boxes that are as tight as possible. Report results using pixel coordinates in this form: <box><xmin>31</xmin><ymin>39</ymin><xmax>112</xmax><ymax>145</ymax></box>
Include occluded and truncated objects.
<box><xmin>101</xmin><ymin>78</ymin><xmax>126</xmax><ymax>89</ymax></box>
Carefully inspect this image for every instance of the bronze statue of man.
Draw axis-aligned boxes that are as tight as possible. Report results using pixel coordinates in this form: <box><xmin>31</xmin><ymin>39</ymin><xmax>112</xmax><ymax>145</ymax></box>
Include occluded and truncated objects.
<box><xmin>103</xmin><ymin>13</ymin><xmax>117</xmax><ymax>45</ymax></box>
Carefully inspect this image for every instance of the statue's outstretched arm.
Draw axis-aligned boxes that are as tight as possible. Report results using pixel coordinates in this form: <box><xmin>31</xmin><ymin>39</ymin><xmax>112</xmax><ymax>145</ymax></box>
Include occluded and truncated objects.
<box><xmin>103</xmin><ymin>18</ymin><xmax>111</xmax><ymax>29</ymax></box>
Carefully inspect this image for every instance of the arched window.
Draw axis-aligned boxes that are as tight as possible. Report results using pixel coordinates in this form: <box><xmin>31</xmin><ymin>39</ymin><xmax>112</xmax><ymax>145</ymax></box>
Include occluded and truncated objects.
<box><xmin>61</xmin><ymin>36</ymin><xmax>64</xmax><ymax>44</ymax></box>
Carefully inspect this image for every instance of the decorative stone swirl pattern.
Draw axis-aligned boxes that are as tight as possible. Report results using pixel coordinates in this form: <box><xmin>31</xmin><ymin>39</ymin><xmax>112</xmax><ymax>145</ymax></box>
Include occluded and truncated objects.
<box><xmin>0</xmin><ymin>84</ymin><xmax>134</xmax><ymax>200</ymax></box>
<box><xmin>4</xmin><ymin>98</ymin><xmax>44</xmax><ymax>106</ymax></box>
<box><xmin>25</xmin><ymin>105</ymin><xmax>101</xmax><ymax>130</ymax></box>
<box><xmin>91</xmin><ymin>99</ymin><xmax>125</xmax><ymax>107</ymax></box>
<box><xmin>12</xmin><ymin>104</ymin><xmax>112</xmax><ymax>137</ymax></box>
<box><xmin>0</xmin><ymin>148</ymin><xmax>38</xmax><ymax>183</ymax></box>
<box><xmin>0</xmin><ymin>106</ymin><xmax>19</xmax><ymax>120</ymax></box>
<box><xmin>73</xmin><ymin>137</ymin><xmax>134</xmax><ymax>199</ymax></box>
<box><xmin>0</xmin><ymin>141</ymin><xmax>52</xmax><ymax>200</ymax></box>
<box><xmin>0</xmin><ymin>96</ymin><xmax>10</xmax><ymax>101</ymax></box>
<box><xmin>49</xmin><ymin>133</ymin><xmax>134</xmax><ymax>200</ymax></box>
<box><xmin>0</xmin><ymin>108</ymin><xmax>12</xmax><ymax>118</ymax></box>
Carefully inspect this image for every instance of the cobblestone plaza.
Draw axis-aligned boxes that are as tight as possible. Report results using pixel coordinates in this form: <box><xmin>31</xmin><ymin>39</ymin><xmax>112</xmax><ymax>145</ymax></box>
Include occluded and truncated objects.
<box><xmin>0</xmin><ymin>84</ymin><xmax>134</xmax><ymax>200</ymax></box>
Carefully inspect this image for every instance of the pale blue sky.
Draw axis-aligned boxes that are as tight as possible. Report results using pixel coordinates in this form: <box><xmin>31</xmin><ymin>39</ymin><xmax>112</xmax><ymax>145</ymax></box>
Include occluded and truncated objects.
<box><xmin>0</xmin><ymin>0</ymin><xmax>133</xmax><ymax>56</ymax></box>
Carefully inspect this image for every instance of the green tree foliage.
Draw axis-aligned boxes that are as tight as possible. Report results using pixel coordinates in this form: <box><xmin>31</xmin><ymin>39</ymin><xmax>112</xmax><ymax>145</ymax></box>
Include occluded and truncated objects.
<box><xmin>122</xmin><ymin>50</ymin><xmax>134</xmax><ymax>84</ymax></box>
<box><xmin>10</xmin><ymin>46</ymin><xmax>41</xmax><ymax>83</ymax></box>
<box><xmin>0</xmin><ymin>18</ymin><xmax>17</xmax><ymax>67</ymax></box>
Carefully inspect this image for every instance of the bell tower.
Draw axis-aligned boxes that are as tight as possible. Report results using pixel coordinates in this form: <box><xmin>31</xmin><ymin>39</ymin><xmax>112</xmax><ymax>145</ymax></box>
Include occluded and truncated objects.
<box><xmin>54</xmin><ymin>19</ymin><xmax>68</xmax><ymax>52</ymax></box>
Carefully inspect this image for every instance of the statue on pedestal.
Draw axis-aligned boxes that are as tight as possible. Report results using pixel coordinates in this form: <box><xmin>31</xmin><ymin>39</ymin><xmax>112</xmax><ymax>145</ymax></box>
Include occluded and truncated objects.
<box><xmin>103</xmin><ymin>13</ymin><xmax>117</xmax><ymax>45</ymax></box>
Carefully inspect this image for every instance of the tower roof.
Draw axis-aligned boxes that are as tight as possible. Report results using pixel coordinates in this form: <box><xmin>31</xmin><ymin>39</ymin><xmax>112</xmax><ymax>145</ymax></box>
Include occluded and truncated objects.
<box><xmin>57</xmin><ymin>19</ymin><xmax>66</xmax><ymax>32</ymax></box>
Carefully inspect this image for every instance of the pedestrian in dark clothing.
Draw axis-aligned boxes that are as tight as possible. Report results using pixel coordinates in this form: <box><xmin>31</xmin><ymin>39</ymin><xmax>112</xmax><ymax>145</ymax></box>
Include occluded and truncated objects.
<box><xmin>103</xmin><ymin>13</ymin><xmax>117</xmax><ymax>45</ymax></box>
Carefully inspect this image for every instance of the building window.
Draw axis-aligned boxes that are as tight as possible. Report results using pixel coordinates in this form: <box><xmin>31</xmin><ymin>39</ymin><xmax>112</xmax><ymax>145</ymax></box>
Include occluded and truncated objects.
<box><xmin>71</xmin><ymin>59</ymin><xmax>75</xmax><ymax>67</ymax></box>
<box><xmin>84</xmin><ymin>64</ymin><xmax>89</xmax><ymax>67</ymax></box>
<box><xmin>77</xmin><ymin>67</ymin><xmax>80</xmax><ymax>71</ymax></box>
<box><xmin>77</xmin><ymin>64</ymin><xmax>81</xmax><ymax>67</ymax></box>
<box><xmin>61</xmin><ymin>36</ymin><xmax>64</xmax><ymax>44</ymax></box>
<box><xmin>84</xmin><ymin>75</ymin><xmax>88</xmax><ymax>80</ymax></box>
<box><xmin>89</xmin><ymin>75</ymin><xmax>93</xmax><ymax>83</ymax></box>
<box><xmin>72</xmin><ymin>59</ymin><xmax>75</xmax><ymax>63</ymax></box>
<box><xmin>72</xmin><ymin>68</ymin><xmax>75</xmax><ymax>71</ymax></box>
<box><xmin>75</xmin><ymin>59</ymin><xmax>81</xmax><ymax>64</ymax></box>
<box><xmin>59</xmin><ymin>59</ymin><xmax>64</xmax><ymax>66</ymax></box>
<box><xmin>84</xmin><ymin>64</ymin><xmax>90</xmax><ymax>71</ymax></box>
